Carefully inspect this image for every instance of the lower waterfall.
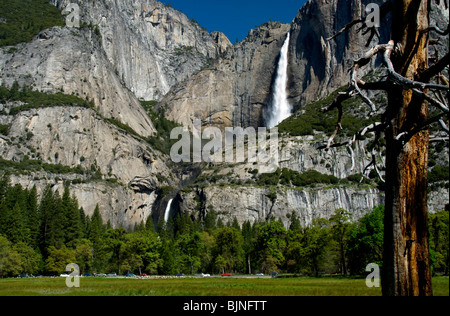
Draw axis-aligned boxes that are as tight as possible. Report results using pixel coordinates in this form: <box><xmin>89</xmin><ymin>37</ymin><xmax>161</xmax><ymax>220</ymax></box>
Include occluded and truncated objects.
<box><xmin>164</xmin><ymin>199</ymin><xmax>173</xmax><ymax>222</ymax></box>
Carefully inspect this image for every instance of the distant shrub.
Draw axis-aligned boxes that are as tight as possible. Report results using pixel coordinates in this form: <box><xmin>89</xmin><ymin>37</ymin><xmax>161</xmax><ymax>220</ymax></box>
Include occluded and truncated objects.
<box><xmin>258</xmin><ymin>168</ymin><xmax>282</xmax><ymax>186</ymax></box>
<box><xmin>0</xmin><ymin>123</ymin><xmax>10</xmax><ymax>136</ymax></box>
<box><xmin>429</xmin><ymin>165</ymin><xmax>450</xmax><ymax>183</ymax></box>
<box><xmin>0</xmin><ymin>157</ymin><xmax>85</xmax><ymax>176</ymax></box>
<box><xmin>256</xmin><ymin>168</ymin><xmax>341</xmax><ymax>188</ymax></box>
<box><xmin>1</xmin><ymin>82</ymin><xmax>94</xmax><ymax>115</ymax></box>
<box><xmin>104</xmin><ymin>117</ymin><xmax>139</xmax><ymax>138</ymax></box>
<box><xmin>142</xmin><ymin>101</ymin><xmax>181</xmax><ymax>155</ymax></box>
<box><xmin>0</xmin><ymin>0</ymin><xmax>65</xmax><ymax>47</ymax></box>
<box><xmin>278</xmin><ymin>86</ymin><xmax>381</xmax><ymax>138</ymax></box>
<box><xmin>158</xmin><ymin>186</ymin><xmax>175</xmax><ymax>198</ymax></box>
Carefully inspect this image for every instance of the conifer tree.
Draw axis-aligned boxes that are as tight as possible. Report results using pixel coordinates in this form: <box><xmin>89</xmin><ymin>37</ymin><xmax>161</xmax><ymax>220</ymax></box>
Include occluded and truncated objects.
<box><xmin>79</xmin><ymin>207</ymin><xmax>88</xmax><ymax>238</ymax></box>
<box><xmin>62</xmin><ymin>186</ymin><xmax>82</xmax><ymax>247</ymax></box>
<box><xmin>203</xmin><ymin>209</ymin><xmax>218</xmax><ymax>232</ymax></box>
<box><xmin>6</xmin><ymin>202</ymin><xmax>28</xmax><ymax>244</ymax></box>
<box><xmin>38</xmin><ymin>186</ymin><xmax>58</xmax><ymax>254</ymax></box>
<box><xmin>105</xmin><ymin>227</ymin><xmax>127</xmax><ymax>275</ymax></box>
<box><xmin>25</xmin><ymin>186</ymin><xmax>39</xmax><ymax>248</ymax></box>
<box><xmin>46</xmin><ymin>190</ymin><xmax>64</xmax><ymax>250</ymax></box>
<box><xmin>0</xmin><ymin>203</ymin><xmax>8</xmax><ymax>234</ymax></box>
<box><xmin>242</xmin><ymin>220</ymin><xmax>256</xmax><ymax>274</ymax></box>
<box><xmin>145</xmin><ymin>214</ymin><xmax>155</xmax><ymax>232</ymax></box>
<box><xmin>288</xmin><ymin>211</ymin><xmax>301</xmax><ymax>231</ymax></box>
<box><xmin>89</xmin><ymin>204</ymin><xmax>104</xmax><ymax>246</ymax></box>
<box><xmin>88</xmin><ymin>204</ymin><xmax>106</xmax><ymax>272</ymax></box>
<box><xmin>0</xmin><ymin>174</ymin><xmax>10</xmax><ymax>203</ymax></box>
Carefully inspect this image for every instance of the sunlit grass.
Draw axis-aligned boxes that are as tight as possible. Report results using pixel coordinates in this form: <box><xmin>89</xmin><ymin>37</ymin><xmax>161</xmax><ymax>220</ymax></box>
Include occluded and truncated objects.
<box><xmin>0</xmin><ymin>276</ymin><xmax>447</xmax><ymax>296</ymax></box>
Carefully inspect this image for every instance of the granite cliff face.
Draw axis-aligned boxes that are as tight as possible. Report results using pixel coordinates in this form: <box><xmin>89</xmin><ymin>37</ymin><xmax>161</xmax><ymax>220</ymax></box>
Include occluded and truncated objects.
<box><xmin>287</xmin><ymin>0</ymin><xmax>388</xmax><ymax>106</ymax></box>
<box><xmin>0</xmin><ymin>26</ymin><xmax>155</xmax><ymax>138</ymax></box>
<box><xmin>178</xmin><ymin>185</ymin><xmax>384</xmax><ymax>228</ymax></box>
<box><xmin>50</xmin><ymin>0</ymin><xmax>231</xmax><ymax>101</ymax></box>
<box><xmin>287</xmin><ymin>0</ymin><xmax>449</xmax><ymax>106</ymax></box>
<box><xmin>1</xmin><ymin>106</ymin><xmax>171</xmax><ymax>185</ymax></box>
<box><xmin>160</xmin><ymin>0</ymin><xmax>392</xmax><ymax>129</ymax></box>
<box><xmin>0</xmin><ymin>0</ymin><xmax>231</xmax><ymax>227</ymax></box>
<box><xmin>162</xmin><ymin>0</ymin><xmax>449</xmax><ymax>125</ymax></box>
<box><xmin>0</xmin><ymin>103</ymin><xmax>176</xmax><ymax>228</ymax></box>
<box><xmin>158</xmin><ymin>0</ymin><xmax>448</xmax><ymax>225</ymax></box>
<box><xmin>0</xmin><ymin>0</ymin><xmax>448</xmax><ymax>229</ymax></box>
<box><xmin>169</xmin><ymin>132</ymin><xmax>447</xmax><ymax>227</ymax></box>
<box><xmin>161</xmin><ymin>22</ymin><xmax>291</xmax><ymax>129</ymax></box>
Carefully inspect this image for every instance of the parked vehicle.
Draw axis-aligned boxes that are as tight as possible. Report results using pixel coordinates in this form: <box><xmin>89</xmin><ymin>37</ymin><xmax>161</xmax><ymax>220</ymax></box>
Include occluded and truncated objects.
<box><xmin>124</xmin><ymin>274</ymin><xmax>136</xmax><ymax>277</ymax></box>
<box><xmin>195</xmin><ymin>273</ymin><xmax>211</xmax><ymax>278</ymax></box>
<box><xmin>221</xmin><ymin>273</ymin><xmax>232</xmax><ymax>277</ymax></box>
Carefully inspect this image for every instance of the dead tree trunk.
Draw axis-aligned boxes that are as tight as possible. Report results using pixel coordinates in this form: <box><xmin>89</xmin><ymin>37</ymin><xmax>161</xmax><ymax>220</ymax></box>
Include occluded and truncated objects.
<box><xmin>382</xmin><ymin>0</ymin><xmax>433</xmax><ymax>296</ymax></box>
<box><xmin>324</xmin><ymin>0</ymin><xmax>449</xmax><ymax>296</ymax></box>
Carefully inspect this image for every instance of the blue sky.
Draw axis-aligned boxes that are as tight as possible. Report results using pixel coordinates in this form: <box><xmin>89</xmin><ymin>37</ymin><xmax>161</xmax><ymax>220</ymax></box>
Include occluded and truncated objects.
<box><xmin>159</xmin><ymin>0</ymin><xmax>308</xmax><ymax>42</ymax></box>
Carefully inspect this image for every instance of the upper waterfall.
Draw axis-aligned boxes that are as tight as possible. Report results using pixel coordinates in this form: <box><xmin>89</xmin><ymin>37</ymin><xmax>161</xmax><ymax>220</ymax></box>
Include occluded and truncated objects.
<box><xmin>267</xmin><ymin>32</ymin><xmax>292</xmax><ymax>129</ymax></box>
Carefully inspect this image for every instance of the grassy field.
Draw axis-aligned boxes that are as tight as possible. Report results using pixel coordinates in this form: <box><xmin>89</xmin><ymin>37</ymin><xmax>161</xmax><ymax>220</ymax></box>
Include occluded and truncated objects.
<box><xmin>0</xmin><ymin>276</ymin><xmax>448</xmax><ymax>296</ymax></box>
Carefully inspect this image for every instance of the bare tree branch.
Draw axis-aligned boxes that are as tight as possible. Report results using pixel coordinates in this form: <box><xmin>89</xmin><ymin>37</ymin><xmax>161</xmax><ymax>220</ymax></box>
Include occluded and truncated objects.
<box><xmin>439</xmin><ymin>74</ymin><xmax>449</xmax><ymax>86</ymax></box>
<box><xmin>351</xmin><ymin>64</ymin><xmax>377</xmax><ymax>112</ymax></box>
<box><xmin>320</xmin><ymin>91</ymin><xmax>350</xmax><ymax>149</ymax></box>
<box><xmin>419</xmin><ymin>52</ymin><xmax>450</xmax><ymax>82</ymax></box>
<box><xmin>383</xmin><ymin>41</ymin><xmax>450</xmax><ymax>91</ymax></box>
<box><xmin>320</xmin><ymin>38</ymin><xmax>449</xmax><ymax>153</ymax></box>
<box><xmin>395</xmin><ymin>112</ymin><xmax>448</xmax><ymax>144</ymax></box>
<box><xmin>430</xmin><ymin>136</ymin><xmax>450</xmax><ymax>142</ymax></box>
<box><xmin>327</xmin><ymin>0</ymin><xmax>393</xmax><ymax>44</ymax></box>
<box><xmin>327</xmin><ymin>19</ymin><xmax>364</xmax><ymax>41</ymax></box>
<box><xmin>321</xmin><ymin>6</ymin><xmax>449</xmax><ymax>189</ymax></box>
<box><xmin>420</xmin><ymin>24</ymin><xmax>450</xmax><ymax>36</ymax></box>
<box><xmin>327</xmin><ymin>108</ymin><xmax>343</xmax><ymax>149</ymax></box>
<box><xmin>362</xmin><ymin>26</ymin><xmax>381</xmax><ymax>47</ymax></box>
<box><xmin>317</xmin><ymin>122</ymin><xmax>385</xmax><ymax>151</ymax></box>
<box><xmin>439</xmin><ymin>119</ymin><xmax>450</xmax><ymax>135</ymax></box>
<box><xmin>412</xmin><ymin>88</ymin><xmax>449</xmax><ymax>113</ymax></box>
<box><xmin>347</xmin><ymin>144</ymin><xmax>356</xmax><ymax>171</ymax></box>
<box><xmin>321</xmin><ymin>91</ymin><xmax>352</xmax><ymax>113</ymax></box>
<box><xmin>362</xmin><ymin>149</ymin><xmax>385</xmax><ymax>183</ymax></box>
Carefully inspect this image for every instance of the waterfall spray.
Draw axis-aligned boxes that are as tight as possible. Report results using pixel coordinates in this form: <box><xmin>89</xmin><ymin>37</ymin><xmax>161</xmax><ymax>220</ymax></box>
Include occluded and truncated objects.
<box><xmin>267</xmin><ymin>32</ymin><xmax>292</xmax><ymax>129</ymax></box>
<box><xmin>164</xmin><ymin>199</ymin><xmax>173</xmax><ymax>222</ymax></box>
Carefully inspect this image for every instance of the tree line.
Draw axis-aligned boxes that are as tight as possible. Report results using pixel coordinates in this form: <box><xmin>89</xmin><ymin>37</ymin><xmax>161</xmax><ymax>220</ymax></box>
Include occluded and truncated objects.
<box><xmin>0</xmin><ymin>175</ymin><xmax>448</xmax><ymax>277</ymax></box>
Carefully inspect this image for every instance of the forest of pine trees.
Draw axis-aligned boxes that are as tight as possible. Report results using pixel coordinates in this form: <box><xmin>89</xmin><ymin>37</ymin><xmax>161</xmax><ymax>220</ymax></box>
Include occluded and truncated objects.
<box><xmin>0</xmin><ymin>174</ymin><xmax>448</xmax><ymax>278</ymax></box>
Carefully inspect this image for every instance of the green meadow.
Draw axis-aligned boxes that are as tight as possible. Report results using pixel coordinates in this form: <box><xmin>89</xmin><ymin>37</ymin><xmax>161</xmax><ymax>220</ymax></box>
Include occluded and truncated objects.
<box><xmin>0</xmin><ymin>276</ymin><xmax>448</xmax><ymax>296</ymax></box>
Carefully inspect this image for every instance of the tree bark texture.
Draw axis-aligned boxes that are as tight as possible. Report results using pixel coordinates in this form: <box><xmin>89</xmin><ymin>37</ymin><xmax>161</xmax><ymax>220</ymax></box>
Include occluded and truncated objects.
<box><xmin>383</xmin><ymin>0</ymin><xmax>433</xmax><ymax>296</ymax></box>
